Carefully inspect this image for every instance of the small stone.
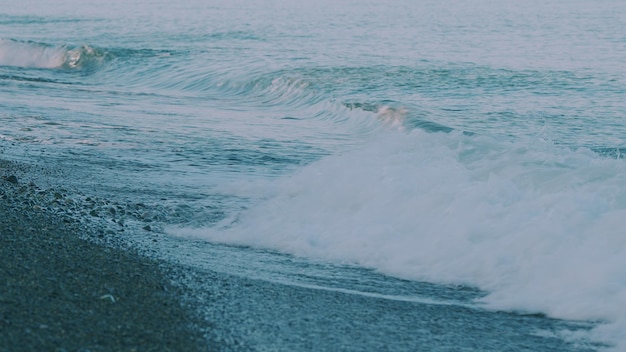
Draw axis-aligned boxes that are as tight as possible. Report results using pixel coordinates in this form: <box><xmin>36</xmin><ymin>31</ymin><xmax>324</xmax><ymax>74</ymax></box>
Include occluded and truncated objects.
<box><xmin>5</xmin><ymin>175</ymin><xmax>18</xmax><ymax>184</ymax></box>
<box><xmin>99</xmin><ymin>294</ymin><xmax>116</xmax><ymax>303</ymax></box>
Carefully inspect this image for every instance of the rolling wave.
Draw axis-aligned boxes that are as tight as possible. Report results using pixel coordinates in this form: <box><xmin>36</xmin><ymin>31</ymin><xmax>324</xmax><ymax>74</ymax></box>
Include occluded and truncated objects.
<box><xmin>0</xmin><ymin>38</ymin><xmax>110</xmax><ymax>71</ymax></box>
<box><xmin>2</xmin><ymin>38</ymin><xmax>622</xmax><ymax>160</ymax></box>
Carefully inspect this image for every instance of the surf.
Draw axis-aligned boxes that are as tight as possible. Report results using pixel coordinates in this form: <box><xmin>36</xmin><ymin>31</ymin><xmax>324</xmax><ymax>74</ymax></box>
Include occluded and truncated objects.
<box><xmin>0</xmin><ymin>38</ymin><xmax>108</xmax><ymax>71</ymax></box>
<box><xmin>171</xmin><ymin>128</ymin><xmax>626</xmax><ymax>349</ymax></box>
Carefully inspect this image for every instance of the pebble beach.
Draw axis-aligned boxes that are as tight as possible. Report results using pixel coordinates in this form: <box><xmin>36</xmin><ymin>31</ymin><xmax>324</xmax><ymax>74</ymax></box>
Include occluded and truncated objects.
<box><xmin>0</xmin><ymin>159</ymin><xmax>207</xmax><ymax>352</ymax></box>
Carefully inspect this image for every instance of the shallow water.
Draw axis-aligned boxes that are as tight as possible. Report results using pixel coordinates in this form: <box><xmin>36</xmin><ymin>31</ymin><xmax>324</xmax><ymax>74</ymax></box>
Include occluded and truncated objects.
<box><xmin>1</xmin><ymin>0</ymin><xmax>625</xmax><ymax>350</ymax></box>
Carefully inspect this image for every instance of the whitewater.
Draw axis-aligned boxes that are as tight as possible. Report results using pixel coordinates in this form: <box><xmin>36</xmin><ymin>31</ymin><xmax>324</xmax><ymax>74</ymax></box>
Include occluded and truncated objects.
<box><xmin>1</xmin><ymin>0</ymin><xmax>625</xmax><ymax>350</ymax></box>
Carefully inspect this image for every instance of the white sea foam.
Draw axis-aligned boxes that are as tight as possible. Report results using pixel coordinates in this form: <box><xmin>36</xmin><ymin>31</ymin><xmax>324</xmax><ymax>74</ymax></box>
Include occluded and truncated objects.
<box><xmin>0</xmin><ymin>39</ymin><xmax>96</xmax><ymax>69</ymax></box>
<box><xmin>172</xmin><ymin>129</ymin><xmax>626</xmax><ymax>349</ymax></box>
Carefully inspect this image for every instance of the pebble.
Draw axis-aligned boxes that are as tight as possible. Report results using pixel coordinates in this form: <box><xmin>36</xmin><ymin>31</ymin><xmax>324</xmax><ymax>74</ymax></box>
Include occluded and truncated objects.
<box><xmin>5</xmin><ymin>175</ymin><xmax>18</xmax><ymax>184</ymax></box>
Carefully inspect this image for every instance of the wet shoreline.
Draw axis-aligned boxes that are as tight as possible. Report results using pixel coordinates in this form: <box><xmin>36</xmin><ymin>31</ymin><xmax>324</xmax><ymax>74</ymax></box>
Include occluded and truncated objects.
<box><xmin>0</xmin><ymin>156</ymin><xmax>607</xmax><ymax>352</ymax></box>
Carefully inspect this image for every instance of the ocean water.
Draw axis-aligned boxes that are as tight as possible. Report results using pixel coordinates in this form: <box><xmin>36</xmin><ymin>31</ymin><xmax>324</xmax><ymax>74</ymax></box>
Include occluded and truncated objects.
<box><xmin>1</xmin><ymin>0</ymin><xmax>626</xmax><ymax>350</ymax></box>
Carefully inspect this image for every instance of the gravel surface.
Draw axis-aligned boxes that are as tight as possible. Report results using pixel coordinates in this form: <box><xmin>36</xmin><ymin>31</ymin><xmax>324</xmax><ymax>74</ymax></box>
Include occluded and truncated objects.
<box><xmin>0</xmin><ymin>161</ymin><xmax>208</xmax><ymax>352</ymax></box>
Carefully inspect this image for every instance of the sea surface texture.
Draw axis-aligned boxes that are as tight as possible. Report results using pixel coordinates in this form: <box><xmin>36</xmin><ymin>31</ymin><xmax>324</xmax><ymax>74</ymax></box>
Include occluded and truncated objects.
<box><xmin>1</xmin><ymin>0</ymin><xmax>625</xmax><ymax>350</ymax></box>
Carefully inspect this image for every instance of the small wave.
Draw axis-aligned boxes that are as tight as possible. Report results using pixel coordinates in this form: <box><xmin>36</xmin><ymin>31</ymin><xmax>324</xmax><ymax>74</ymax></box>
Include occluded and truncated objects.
<box><xmin>0</xmin><ymin>14</ymin><xmax>94</xmax><ymax>26</ymax></box>
<box><xmin>205</xmin><ymin>30</ymin><xmax>262</xmax><ymax>41</ymax></box>
<box><xmin>0</xmin><ymin>39</ymin><xmax>109</xmax><ymax>71</ymax></box>
<box><xmin>343</xmin><ymin>101</ymin><xmax>466</xmax><ymax>134</ymax></box>
<box><xmin>210</xmin><ymin>73</ymin><xmax>317</xmax><ymax>107</ymax></box>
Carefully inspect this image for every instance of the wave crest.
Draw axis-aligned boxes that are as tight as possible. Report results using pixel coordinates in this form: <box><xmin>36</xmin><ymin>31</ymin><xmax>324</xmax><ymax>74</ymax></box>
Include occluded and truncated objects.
<box><xmin>0</xmin><ymin>39</ymin><xmax>108</xmax><ymax>70</ymax></box>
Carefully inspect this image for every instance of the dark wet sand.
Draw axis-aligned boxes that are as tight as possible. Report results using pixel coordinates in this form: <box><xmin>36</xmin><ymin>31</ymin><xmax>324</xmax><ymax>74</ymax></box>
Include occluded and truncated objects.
<box><xmin>0</xmin><ymin>172</ymin><xmax>207</xmax><ymax>351</ymax></box>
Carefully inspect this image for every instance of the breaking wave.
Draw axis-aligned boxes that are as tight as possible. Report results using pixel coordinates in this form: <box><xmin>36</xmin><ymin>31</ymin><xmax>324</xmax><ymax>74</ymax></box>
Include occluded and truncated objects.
<box><xmin>172</xmin><ymin>129</ymin><xmax>626</xmax><ymax>349</ymax></box>
<box><xmin>0</xmin><ymin>38</ymin><xmax>108</xmax><ymax>71</ymax></box>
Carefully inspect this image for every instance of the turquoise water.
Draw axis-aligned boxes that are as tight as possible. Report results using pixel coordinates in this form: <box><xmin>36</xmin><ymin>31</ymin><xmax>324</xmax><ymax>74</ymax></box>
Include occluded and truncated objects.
<box><xmin>1</xmin><ymin>0</ymin><xmax>625</xmax><ymax>350</ymax></box>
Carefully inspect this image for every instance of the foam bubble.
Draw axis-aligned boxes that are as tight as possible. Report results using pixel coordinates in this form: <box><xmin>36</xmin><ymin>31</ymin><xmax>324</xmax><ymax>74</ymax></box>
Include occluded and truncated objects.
<box><xmin>172</xmin><ymin>129</ymin><xmax>626</xmax><ymax>349</ymax></box>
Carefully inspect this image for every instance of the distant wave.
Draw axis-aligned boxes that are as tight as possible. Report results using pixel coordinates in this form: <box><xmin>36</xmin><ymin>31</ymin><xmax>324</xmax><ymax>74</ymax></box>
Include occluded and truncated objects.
<box><xmin>0</xmin><ymin>38</ymin><xmax>109</xmax><ymax>70</ymax></box>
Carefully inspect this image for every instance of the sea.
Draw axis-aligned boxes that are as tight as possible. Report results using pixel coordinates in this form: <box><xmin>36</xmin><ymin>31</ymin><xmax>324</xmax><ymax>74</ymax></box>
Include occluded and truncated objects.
<box><xmin>1</xmin><ymin>0</ymin><xmax>625</xmax><ymax>350</ymax></box>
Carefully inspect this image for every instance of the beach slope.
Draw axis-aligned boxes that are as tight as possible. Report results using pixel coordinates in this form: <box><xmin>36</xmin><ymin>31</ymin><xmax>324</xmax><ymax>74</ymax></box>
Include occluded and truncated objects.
<box><xmin>0</xmin><ymin>171</ymin><xmax>206</xmax><ymax>352</ymax></box>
